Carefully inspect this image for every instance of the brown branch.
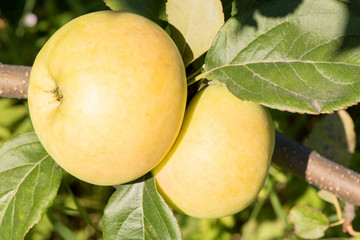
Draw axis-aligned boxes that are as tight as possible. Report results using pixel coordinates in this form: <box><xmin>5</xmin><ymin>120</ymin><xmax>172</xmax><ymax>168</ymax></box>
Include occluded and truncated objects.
<box><xmin>0</xmin><ymin>63</ymin><xmax>31</xmax><ymax>99</ymax></box>
<box><xmin>343</xmin><ymin>203</ymin><xmax>360</xmax><ymax>235</ymax></box>
<box><xmin>1</xmin><ymin>64</ymin><xmax>360</xmax><ymax>206</ymax></box>
<box><xmin>273</xmin><ymin>132</ymin><xmax>360</xmax><ymax>206</ymax></box>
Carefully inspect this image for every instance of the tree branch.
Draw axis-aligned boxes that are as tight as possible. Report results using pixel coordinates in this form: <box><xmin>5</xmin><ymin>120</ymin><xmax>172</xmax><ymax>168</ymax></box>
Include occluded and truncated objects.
<box><xmin>343</xmin><ymin>203</ymin><xmax>360</xmax><ymax>235</ymax></box>
<box><xmin>1</xmin><ymin>64</ymin><xmax>360</xmax><ymax>206</ymax></box>
<box><xmin>0</xmin><ymin>63</ymin><xmax>31</xmax><ymax>99</ymax></box>
<box><xmin>273</xmin><ymin>132</ymin><xmax>360</xmax><ymax>206</ymax></box>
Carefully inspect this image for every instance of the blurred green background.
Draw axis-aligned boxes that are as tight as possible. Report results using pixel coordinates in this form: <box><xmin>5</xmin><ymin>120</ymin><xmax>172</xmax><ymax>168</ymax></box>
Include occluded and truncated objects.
<box><xmin>0</xmin><ymin>0</ymin><xmax>359</xmax><ymax>239</ymax></box>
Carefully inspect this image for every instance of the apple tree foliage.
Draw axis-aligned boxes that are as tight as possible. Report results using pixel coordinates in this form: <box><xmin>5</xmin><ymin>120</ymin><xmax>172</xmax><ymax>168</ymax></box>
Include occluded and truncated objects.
<box><xmin>0</xmin><ymin>0</ymin><xmax>360</xmax><ymax>239</ymax></box>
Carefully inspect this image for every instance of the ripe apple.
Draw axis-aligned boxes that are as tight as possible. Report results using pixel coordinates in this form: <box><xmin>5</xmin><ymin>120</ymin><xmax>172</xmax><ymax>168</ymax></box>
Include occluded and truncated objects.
<box><xmin>28</xmin><ymin>11</ymin><xmax>187</xmax><ymax>186</ymax></box>
<box><xmin>152</xmin><ymin>85</ymin><xmax>275</xmax><ymax>218</ymax></box>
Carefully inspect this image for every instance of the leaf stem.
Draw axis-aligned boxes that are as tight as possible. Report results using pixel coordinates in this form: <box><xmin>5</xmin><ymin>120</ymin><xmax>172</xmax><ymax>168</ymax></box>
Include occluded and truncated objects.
<box><xmin>64</xmin><ymin>179</ymin><xmax>102</xmax><ymax>237</ymax></box>
<box><xmin>241</xmin><ymin>187</ymin><xmax>268</xmax><ymax>240</ymax></box>
<box><xmin>46</xmin><ymin>211</ymin><xmax>79</xmax><ymax>240</ymax></box>
<box><xmin>186</xmin><ymin>67</ymin><xmax>205</xmax><ymax>86</ymax></box>
<box><xmin>195</xmin><ymin>70</ymin><xmax>210</xmax><ymax>81</ymax></box>
<box><xmin>187</xmin><ymin>65</ymin><xmax>203</xmax><ymax>80</ymax></box>
<box><xmin>267</xmin><ymin>179</ymin><xmax>289</xmax><ymax>229</ymax></box>
<box><xmin>332</xmin><ymin>196</ymin><xmax>343</xmax><ymax>225</ymax></box>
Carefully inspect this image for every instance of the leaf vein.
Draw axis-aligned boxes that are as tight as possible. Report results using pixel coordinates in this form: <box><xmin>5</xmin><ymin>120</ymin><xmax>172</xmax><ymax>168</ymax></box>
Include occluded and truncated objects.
<box><xmin>243</xmin><ymin>65</ymin><xmax>313</xmax><ymax>100</ymax></box>
<box><xmin>0</xmin><ymin>154</ymin><xmax>50</xmax><ymax>226</ymax></box>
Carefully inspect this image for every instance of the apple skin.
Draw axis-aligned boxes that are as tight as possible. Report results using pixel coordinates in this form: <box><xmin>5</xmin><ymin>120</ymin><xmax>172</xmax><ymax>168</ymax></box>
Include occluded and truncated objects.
<box><xmin>28</xmin><ymin>11</ymin><xmax>187</xmax><ymax>186</ymax></box>
<box><xmin>152</xmin><ymin>85</ymin><xmax>275</xmax><ymax>218</ymax></box>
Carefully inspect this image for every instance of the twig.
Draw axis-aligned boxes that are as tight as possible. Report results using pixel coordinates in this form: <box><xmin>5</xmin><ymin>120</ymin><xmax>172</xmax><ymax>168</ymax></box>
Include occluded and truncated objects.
<box><xmin>0</xmin><ymin>63</ymin><xmax>31</xmax><ymax>99</ymax></box>
<box><xmin>343</xmin><ymin>203</ymin><xmax>360</xmax><ymax>235</ymax></box>
<box><xmin>273</xmin><ymin>132</ymin><xmax>360</xmax><ymax>206</ymax></box>
<box><xmin>1</xmin><ymin>64</ymin><xmax>360</xmax><ymax>206</ymax></box>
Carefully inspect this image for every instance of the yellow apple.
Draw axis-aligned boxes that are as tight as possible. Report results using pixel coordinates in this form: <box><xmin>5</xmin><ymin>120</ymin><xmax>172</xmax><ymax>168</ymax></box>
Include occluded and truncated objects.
<box><xmin>28</xmin><ymin>11</ymin><xmax>187</xmax><ymax>186</ymax></box>
<box><xmin>152</xmin><ymin>85</ymin><xmax>275</xmax><ymax>218</ymax></box>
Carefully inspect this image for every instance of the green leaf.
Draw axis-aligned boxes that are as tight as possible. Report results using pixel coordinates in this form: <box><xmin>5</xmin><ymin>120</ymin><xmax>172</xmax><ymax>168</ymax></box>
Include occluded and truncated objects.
<box><xmin>220</xmin><ymin>0</ymin><xmax>269</xmax><ymax>20</ymax></box>
<box><xmin>179</xmin><ymin>216</ymin><xmax>235</xmax><ymax>240</ymax></box>
<box><xmin>0</xmin><ymin>126</ymin><xmax>11</xmax><ymax>140</ymax></box>
<box><xmin>166</xmin><ymin>0</ymin><xmax>224</xmax><ymax>66</ymax></box>
<box><xmin>64</xmin><ymin>180</ymin><xmax>101</xmax><ymax>236</ymax></box>
<box><xmin>303</xmin><ymin>110</ymin><xmax>355</xmax><ymax>166</ymax></box>
<box><xmin>103</xmin><ymin>0</ymin><xmax>167</xmax><ymax>22</ymax></box>
<box><xmin>317</xmin><ymin>190</ymin><xmax>338</xmax><ymax>206</ymax></box>
<box><xmin>102</xmin><ymin>173</ymin><xmax>181</xmax><ymax>240</ymax></box>
<box><xmin>46</xmin><ymin>211</ymin><xmax>78</xmax><ymax>240</ymax></box>
<box><xmin>220</xmin><ymin>0</ymin><xmax>236</xmax><ymax>20</ymax></box>
<box><xmin>0</xmin><ymin>99</ymin><xmax>27</xmax><ymax>128</ymax></box>
<box><xmin>0</xmin><ymin>132</ymin><xmax>63</xmax><ymax>240</ymax></box>
<box><xmin>288</xmin><ymin>206</ymin><xmax>329</xmax><ymax>239</ymax></box>
<box><xmin>204</xmin><ymin>0</ymin><xmax>360</xmax><ymax>114</ymax></box>
<box><xmin>14</xmin><ymin>117</ymin><xmax>34</xmax><ymax>136</ymax></box>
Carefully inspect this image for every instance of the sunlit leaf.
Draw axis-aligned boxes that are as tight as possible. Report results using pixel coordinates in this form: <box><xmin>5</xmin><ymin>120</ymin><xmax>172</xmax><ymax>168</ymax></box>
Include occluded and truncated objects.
<box><xmin>0</xmin><ymin>132</ymin><xmax>63</xmax><ymax>240</ymax></box>
<box><xmin>204</xmin><ymin>0</ymin><xmax>360</xmax><ymax>114</ymax></box>
<box><xmin>338</xmin><ymin>110</ymin><xmax>356</xmax><ymax>154</ymax></box>
<box><xmin>167</xmin><ymin>0</ymin><xmax>224</xmax><ymax>66</ymax></box>
<box><xmin>103</xmin><ymin>0</ymin><xmax>167</xmax><ymax>22</ymax></box>
<box><xmin>288</xmin><ymin>206</ymin><xmax>329</xmax><ymax>239</ymax></box>
<box><xmin>317</xmin><ymin>190</ymin><xmax>338</xmax><ymax>206</ymax></box>
<box><xmin>102</xmin><ymin>173</ymin><xmax>181</xmax><ymax>240</ymax></box>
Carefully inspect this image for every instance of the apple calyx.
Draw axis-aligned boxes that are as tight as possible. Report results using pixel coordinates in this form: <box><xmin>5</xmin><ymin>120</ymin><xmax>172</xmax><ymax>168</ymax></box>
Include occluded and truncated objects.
<box><xmin>52</xmin><ymin>86</ymin><xmax>63</xmax><ymax>102</ymax></box>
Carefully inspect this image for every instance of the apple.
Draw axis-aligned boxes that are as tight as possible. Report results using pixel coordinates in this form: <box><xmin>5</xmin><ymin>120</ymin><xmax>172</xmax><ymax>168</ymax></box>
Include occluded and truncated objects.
<box><xmin>152</xmin><ymin>84</ymin><xmax>275</xmax><ymax>218</ymax></box>
<box><xmin>28</xmin><ymin>11</ymin><xmax>187</xmax><ymax>186</ymax></box>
